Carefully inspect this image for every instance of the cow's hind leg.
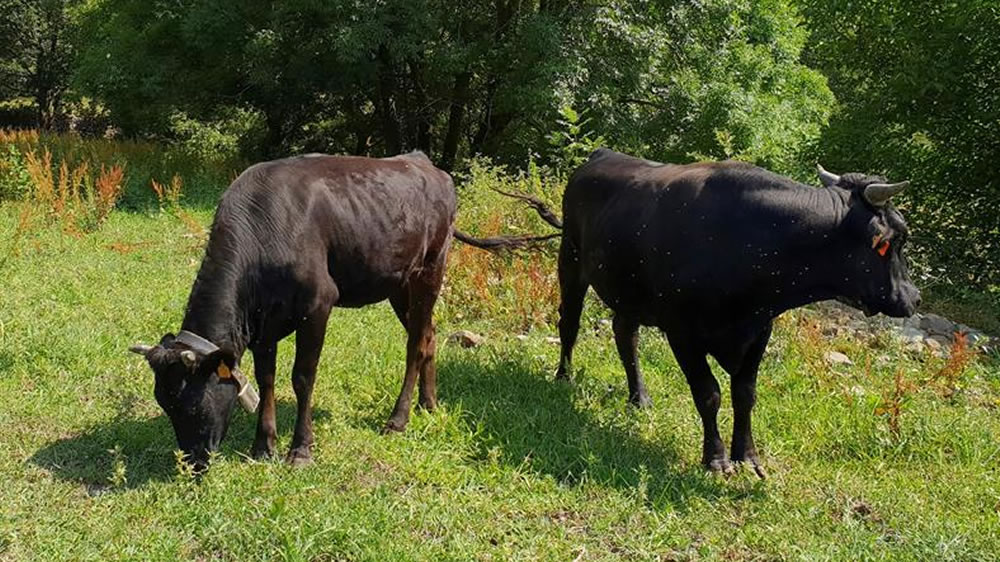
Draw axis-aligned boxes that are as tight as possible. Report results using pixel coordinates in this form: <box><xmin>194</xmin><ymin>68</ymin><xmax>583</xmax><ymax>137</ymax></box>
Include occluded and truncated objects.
<box><xmin>613</xmin><ymin>314</ymin><xmax>652</xmax><ymax>408</ymax></box>
<box><xmin>286</xmin><ymin>302</ymin><xmax>334</xmax><ymax>466</ymax></box>
<box><xmin>670</xmin><ymin>338</ymin><xmax>729</xmax><ymax>473</ymax></box>
<box><xmin>556</xmin><ymin>238</ymin><xmax>587</xmax><ymax>380</ymax></box>
<box><xmin>250</xmin><ymin>343</ymin><xmax>278</xmax><ymax>459</ymax></box>
<box><xmin>384</xmin><ymin>266</ymin><xmax>442</xmax><ymax>432</ymax></box>
<box><xmin>725</xmin><ymin>323</ymin><xmax>772</xmax><ymax>479</ymax></box>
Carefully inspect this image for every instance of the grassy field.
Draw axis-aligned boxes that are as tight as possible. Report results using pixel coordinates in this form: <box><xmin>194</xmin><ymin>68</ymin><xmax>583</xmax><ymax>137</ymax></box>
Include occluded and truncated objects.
<box><xmin>2</xmin><ymin>143</ymin><xmax>1000</xmax><ymax>560</ymax></box>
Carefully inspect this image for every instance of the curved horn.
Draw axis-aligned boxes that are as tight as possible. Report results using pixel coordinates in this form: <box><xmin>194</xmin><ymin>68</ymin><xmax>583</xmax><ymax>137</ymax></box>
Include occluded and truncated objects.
<box><xmin>816</xmin><ymin>164</ymin><xmax>841</xmax><ymax>187</ymax></box>
<box><xmin>129</xmin><ymin>344</ymin><xmax>153</xmax><ymax>356</ymax></box>
<box><xmin>863</xmin><ymin>181</ymin><xmax>910</xmax><ymax>207</ymax></box>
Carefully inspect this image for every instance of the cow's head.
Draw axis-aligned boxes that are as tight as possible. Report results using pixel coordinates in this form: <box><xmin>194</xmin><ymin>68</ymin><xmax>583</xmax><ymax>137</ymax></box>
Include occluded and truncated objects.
<box><xmin>818</xmin><ymin>165</ymin><xmax>921</xmax><ymax>317</ymax></box>
<box><xmin>129</xmin><ymin>334</ymin><xmax>240</xmax><ymax>469</ymax></box>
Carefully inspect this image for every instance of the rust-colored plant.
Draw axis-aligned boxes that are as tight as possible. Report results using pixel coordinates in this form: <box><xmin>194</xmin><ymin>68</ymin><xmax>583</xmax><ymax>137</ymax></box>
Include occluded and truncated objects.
<box><xmin>875</xmin><ymin>368</ymin><xmax>916</xmax><ymax>441</ymax></box>
<box><xmin>933</xmin><ymin>332</ymin><xmax>975</xmax><ymax>398</ymax></box>
<box><xmin>94</xmin><ymin>164</ymin><xmax>125</xmax><ymax>225</ymax></box>
<box><xmin>22</xmin><ymin>148</ymin><xmax>125</xmax><ymax>232</ymax></box>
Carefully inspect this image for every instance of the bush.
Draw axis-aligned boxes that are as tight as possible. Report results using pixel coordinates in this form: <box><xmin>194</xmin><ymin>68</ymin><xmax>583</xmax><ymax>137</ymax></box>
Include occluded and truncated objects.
<box><xmin>0</xmin><ymin>142</ymin><xmax>33</xmax><ymax>201</ymax></box>
<box><xmin>168</xmin><ymin>107</ymin><xmax>266</xmax><ymax>164</ymax></box>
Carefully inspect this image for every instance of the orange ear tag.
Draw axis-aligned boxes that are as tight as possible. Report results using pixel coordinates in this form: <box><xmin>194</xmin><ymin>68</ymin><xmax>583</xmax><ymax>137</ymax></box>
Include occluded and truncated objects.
<box><xmin>217</xmin><ymin>364</ymin><xmax>232</xmax><ymax>379</ymax></box>
<box><xmin>876</xmin><ymin>239</ymin><xmax>890</xmax><ymax>256</ymax></box>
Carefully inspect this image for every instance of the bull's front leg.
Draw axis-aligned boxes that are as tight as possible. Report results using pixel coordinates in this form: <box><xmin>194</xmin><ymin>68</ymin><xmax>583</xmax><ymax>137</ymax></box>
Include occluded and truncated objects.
<box><xmin>251</xmin><ymin>344</ymin><xmax>278</xmax><ymax>459</ymax></box>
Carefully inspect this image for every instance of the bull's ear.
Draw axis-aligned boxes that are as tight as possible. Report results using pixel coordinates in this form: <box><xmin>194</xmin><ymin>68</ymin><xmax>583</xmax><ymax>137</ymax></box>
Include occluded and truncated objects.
<box><xmin>201</xmin><ymin>349</ymin><xmax>238</xmax><ymax>380</ymax></box>
<box><xmin>159</xmin><ymin>333</ymin><xmax>176</xmax><ymax>347</ymax></box>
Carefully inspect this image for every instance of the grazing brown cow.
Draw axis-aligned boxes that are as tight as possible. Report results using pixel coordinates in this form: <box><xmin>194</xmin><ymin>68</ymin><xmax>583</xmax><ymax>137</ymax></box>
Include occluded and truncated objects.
<box><xmin>130</xmin><ymin>151</ymin><xmax>455</xmax><ymax>468</ymax></box>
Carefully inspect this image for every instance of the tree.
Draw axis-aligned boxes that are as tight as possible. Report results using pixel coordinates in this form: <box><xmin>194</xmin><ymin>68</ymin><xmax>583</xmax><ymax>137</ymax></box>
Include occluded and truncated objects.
<box><xmin>0</xmin><ymin>0</ymin><xmax>78</xmax><ymax>129</ymax></box>
<box><xmin>798</xmin><ymin>0</ymin><xmax>1000</xmax><ymax>292</ymax></box>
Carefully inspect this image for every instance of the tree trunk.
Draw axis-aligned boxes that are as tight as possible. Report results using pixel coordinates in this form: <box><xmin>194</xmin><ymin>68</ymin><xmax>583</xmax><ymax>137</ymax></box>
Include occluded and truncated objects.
<box><xmin>376</xmin><ymin>45</ymin><xmax>403</xmax><ymax>155</ymax></box>
<box><xmin>440</xmin><ymin>71</ymin><xmax>471</xmax><ymax>171</ymax></box>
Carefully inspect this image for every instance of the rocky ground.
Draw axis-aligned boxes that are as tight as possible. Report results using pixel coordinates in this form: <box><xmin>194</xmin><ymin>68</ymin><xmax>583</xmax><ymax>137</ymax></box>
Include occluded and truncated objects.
<box><xmin>806</xmin><ymin>300</ymin><xmax>995</xmax><ymax>359</ymax></box>
<box><xmin>448</xmin><ymin>301</ymin><xmax>996</xmax><ymax>362</ymax></box>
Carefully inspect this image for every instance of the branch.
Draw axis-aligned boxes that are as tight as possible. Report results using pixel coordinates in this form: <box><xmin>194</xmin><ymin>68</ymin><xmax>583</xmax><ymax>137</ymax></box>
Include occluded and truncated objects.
<box><xmin>490</xmin><ymin>188</ymin><xmax>563</xmax><ymax>229</ymax></box>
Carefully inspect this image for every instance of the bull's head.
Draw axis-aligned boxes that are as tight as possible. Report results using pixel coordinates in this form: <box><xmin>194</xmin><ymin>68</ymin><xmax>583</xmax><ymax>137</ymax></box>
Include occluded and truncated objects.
<box><xmin>129</xmin><ymin>333</ymin><xmax>251</xmax><ymax>469</ymax></box>
<box><xmin>818</xmin><ymin>165</ymin><xmax>921</xmax><ymax>317</ymax></box>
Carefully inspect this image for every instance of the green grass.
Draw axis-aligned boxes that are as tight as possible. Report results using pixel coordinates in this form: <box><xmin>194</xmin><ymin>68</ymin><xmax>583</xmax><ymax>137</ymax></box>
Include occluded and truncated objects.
<box><xmin>2</xmin><ymin>200</ymin><xmax>999</xmax><ymax>561</ymax></box>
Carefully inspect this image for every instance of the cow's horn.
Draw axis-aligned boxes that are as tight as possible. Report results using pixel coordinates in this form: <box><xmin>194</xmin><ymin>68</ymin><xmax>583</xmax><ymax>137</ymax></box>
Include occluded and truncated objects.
<box><xmin>180</xmin><ymin>350</ymin><xmax>198</xmax><ymax>367</ymax></box>
<box><xmin>863</xmin><ymin>181</ymin><xmax>909</xmax><ymax>207</ymax></box>
<box><xmin>129</xmin><ymin>344</ymin><xmax>153</xmax><ymax>356</ymax></box>
<box><xmin>816</xmin><ymin>164</ymin><xmax>841</xmax><ymax>187</ymax></box>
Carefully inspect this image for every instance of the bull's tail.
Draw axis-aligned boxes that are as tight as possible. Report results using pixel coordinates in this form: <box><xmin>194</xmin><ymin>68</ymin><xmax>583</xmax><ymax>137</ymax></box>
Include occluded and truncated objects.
<box><xmin>454</xmin><ymin>188</ymin><xmax>563</xmax><ymax>252</ymax></box>
<box><xmin>454</xmin><ymin>230</ymin><xmax>560</xmax><ymax>251</ymax></box>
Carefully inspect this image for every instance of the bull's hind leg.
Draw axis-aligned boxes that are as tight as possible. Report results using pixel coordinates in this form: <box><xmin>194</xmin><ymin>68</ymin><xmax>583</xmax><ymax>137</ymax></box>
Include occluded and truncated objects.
<box><xmin>724</xmin><ymin>323</ymin><xmax>772</xmax><ymax>479</ymax></box>
<box><xmin>613</xmin><ymin>315</ymin><xmax>652</xmax><ymax>408</ymax></box>
<box><xmin>384</xmin><ymin>265</ymin><xmax>443</xmax><ymax>433</ymax></box>
<box><xmin>556</xmin><ymin>238</ymin><xmax>587</xmax><ymax>379</ymax></box>
<box><xmin>286</xmin><ymin>301</ymin><xmax>335</xmax><ymax>466</ymax></box>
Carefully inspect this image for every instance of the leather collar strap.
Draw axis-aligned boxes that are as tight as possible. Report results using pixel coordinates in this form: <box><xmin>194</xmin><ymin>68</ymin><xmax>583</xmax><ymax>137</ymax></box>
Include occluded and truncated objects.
<box><xmin>174</xmin><ymin>330</ymin><xmax>260</xmax><ymax>413</ymax></box>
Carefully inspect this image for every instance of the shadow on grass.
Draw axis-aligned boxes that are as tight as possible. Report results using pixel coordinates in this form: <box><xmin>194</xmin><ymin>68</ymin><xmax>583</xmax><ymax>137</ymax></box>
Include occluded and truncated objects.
<box><xmin>29</xmin><ymin>399</ymin><xmax>330</xmax><ymax>491</ymax></box>
<box><xmin>435</xmin><ymin>350</ymin><xmax>765</xmax><ymax>510</ymax></box>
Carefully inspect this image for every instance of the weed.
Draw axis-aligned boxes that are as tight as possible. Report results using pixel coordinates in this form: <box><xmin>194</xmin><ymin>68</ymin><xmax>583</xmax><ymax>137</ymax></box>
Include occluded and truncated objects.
<box><xmin>933</xmin><ymin>332</ymin><xmax>975</xmax><ymax>398</ymax></box>
<box><xmin>875</xmin><ymin>368</ymin><xmax>917</xmax><ymax>441</ymax></box>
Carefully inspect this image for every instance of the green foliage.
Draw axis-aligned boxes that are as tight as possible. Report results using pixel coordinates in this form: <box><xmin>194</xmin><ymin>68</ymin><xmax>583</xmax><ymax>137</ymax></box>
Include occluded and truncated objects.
<box><xmin>797</xmin><ymin>0</ymin><xmax>1000</xmax><ymax>300</ymax></box>
<box><xmin>0</xmin><ymin>143</ymin><xmax>32</xmax><ymax>201</ymax></box>
<box><xmin>573</xmin><ymin>0</ymin><xmax>833</xmax><ymax>176</ymax></box>
<box><xmin>546</xmin><ymin>105</ymin><xmax>606</xmax><ymax>172</ymax></box>
<box><xmin>168</xmin><ymin>107</ymin><xmax>265</xmax><ymax>164</ymax></box>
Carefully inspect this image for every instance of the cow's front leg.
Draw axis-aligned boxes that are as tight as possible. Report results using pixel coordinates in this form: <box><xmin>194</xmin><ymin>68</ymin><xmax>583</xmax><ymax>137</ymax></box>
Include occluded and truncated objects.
<box><xmin>730</xmin><ymin>324</ymin><xmax>772</xmax><ymax>479</ymax></box>
<box><xmin>672</xmin><ymin>343</ymin><xmax>729</xmax><ymax>473</ymax></box>
<box><xmin>251</xmin><ymin>344</ymin><xmax>278</xmax><ymax>459</ymax></box>
<box><xmin>287</xmin><ymin>307</ymin><xmax>332</xmax><ymax>466</ymax></box>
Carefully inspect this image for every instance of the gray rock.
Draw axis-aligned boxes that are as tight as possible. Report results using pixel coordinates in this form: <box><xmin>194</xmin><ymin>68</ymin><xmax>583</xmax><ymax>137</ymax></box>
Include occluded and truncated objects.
<box><xmin>825</xmin><ymin>350</ymin><xmax>853</xmax><ymax>366</ymax></box>
<box><xmin>448</xmin><ymin>330</ymin><xmax>485</xmax><ymax>348</ymax></box>
<box><xmin>905</xmin><ymin>340</ymin><xmax>926</xmax><ymax>354</ymax></box>
<box><xmin>903</xmin><ymin>314</ymin><xmax>923</xmax><ymax>330</ymax></box>
<box><xmin>900</xmin><ymin>326</ymin><xmax>926</xmax><ymax>342</ymax></box>
<box><xmin>920</xmin><ymin>313</ymin><xmax>956</xmax><ymax>337</ymax></box>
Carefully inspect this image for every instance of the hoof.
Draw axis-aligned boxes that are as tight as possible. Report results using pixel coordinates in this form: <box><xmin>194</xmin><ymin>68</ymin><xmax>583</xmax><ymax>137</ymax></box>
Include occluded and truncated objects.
<box><xmin>285</xmin><ymin>448</ymin><xmax>313</xmax><ymax>467</ymax></box>
<box><xmin>706</xmin><ymin>458</ymin><xmax>734</xmax><ymax>475</ymax></box>
<box><xmin>733</xmin><ymin>457</ymin><xmax>767</xmax><ymax>479</ymax></box>
<box><xmin>250</xmin><ymin>444</ymin><xmax>275</xmax><ymax>461</ymax></box>
<box><xmin>418</xmin><ymin>398</ymin><xmax>438</xmax><ymax>412</ymax></box>
<box><xmin>381</xmin><ymin>418</ymin><xmax>407</xmax><ymax>435</ymax></box>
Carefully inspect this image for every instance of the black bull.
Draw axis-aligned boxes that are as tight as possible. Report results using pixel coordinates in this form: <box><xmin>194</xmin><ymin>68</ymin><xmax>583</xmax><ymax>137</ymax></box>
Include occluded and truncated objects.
<box><xmin>554</xmin><ymin>149</ymin><xmax>920</xmax><ymax>476</ymax></box>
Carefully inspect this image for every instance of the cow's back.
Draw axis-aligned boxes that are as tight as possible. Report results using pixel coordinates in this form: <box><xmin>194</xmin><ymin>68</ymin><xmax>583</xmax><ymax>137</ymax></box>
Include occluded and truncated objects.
<box><xmin>210</xmin><ymin>152</ymin><xmax>456</xmax><ymax>308</ymax></box>
<box><xmin>562</xmin><ymin>149</ymin><xmax>808</xmax><ymax>326</ymax></box>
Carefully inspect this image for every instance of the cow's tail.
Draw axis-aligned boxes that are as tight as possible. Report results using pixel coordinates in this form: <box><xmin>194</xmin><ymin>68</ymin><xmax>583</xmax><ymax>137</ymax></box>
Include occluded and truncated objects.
<box><xmin>454</xmin><ymin>188</ymin><xmax>563</xmax><ymax>252</ymax></box>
